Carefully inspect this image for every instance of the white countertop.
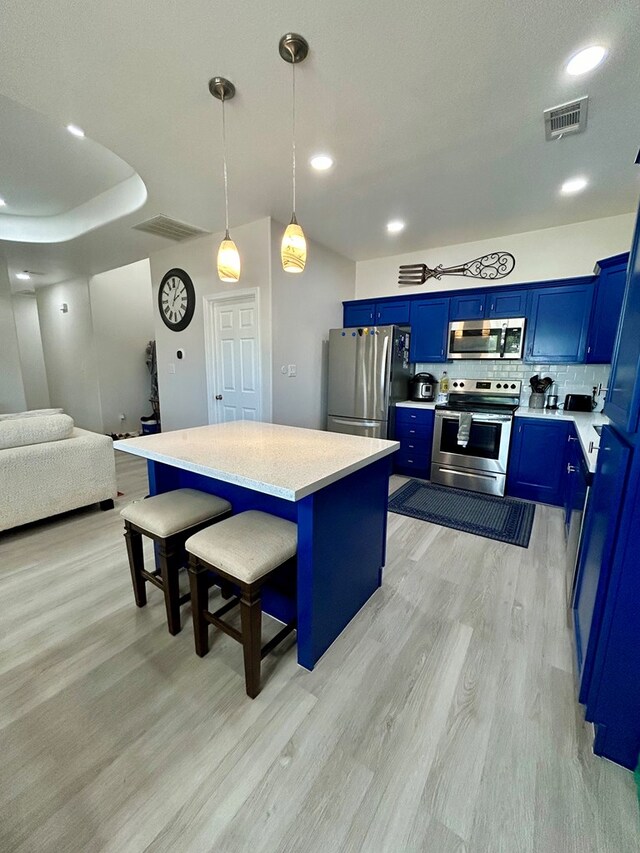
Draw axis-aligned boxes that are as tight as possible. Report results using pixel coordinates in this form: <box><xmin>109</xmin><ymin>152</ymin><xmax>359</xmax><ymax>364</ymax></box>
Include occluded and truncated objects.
<box><xmin>114</xmin><ymin>421</ymin><xmax>399</xmax><ymax>502</ymax></box>
<box><xmin>396</xmin><ymin>401</ymin><xmax>437</xmax><ymax>410</ymax></box>
<box><xmin>514</xmin><ymin>407</ymin><xmax>609</xmax><ymax>473</ymax></box>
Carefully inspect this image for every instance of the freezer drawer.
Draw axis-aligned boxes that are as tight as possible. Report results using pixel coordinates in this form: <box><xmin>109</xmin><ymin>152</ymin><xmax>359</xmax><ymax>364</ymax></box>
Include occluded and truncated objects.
<box><xmin>326</xmin><ymin>415</ymin><xmax>388</xmax><ymax>439</ymax></box>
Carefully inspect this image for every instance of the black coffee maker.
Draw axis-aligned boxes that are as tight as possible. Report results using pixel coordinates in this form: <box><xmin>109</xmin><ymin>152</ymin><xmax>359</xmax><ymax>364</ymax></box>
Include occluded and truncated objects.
<box><xmin>409</xmin><ymin>372</ymin><xmax>437</xmax><ymax>402</ymax></box>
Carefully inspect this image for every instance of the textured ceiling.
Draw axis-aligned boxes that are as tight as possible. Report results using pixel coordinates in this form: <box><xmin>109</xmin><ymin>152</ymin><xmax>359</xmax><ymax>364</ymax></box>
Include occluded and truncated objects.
<box><xmin>1</xmin><ymin>0</ymin><xmax>639</xmax><ymax>287</ymax></box>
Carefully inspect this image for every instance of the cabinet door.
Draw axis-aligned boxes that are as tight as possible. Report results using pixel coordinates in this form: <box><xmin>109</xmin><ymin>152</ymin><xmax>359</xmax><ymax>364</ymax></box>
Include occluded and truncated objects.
<box><xmin>343</xmin><ymin>302</ymin><xmax>375</xmax><ymax>327</ymax></box>
<box><xmin>486</xmin><ymin>289</ymin><xmax>528</xmax><ymax>319</ymax></box>
<box><xmin>563</xmin><ymin>428</ymin><xmax>581</xmax><ymax>533</ymax></box>
<box><xmin>572</xmin><ymin>425</ymin><xmax>630</xmax><ymax>705</ymax></box>
<box><xmin>449</xmin><ymin>294</ymin><xmax>486</xmax><ymax>321</ymax></box>
<box><xmin>506</xmin><ymin>418</ymin><xmax>571</xmax><ymax>505</ymax></box>
<box><xmin>586</xmin><ymin>266</ymin><xmax>627</xmax><ymax>363</ymax></box>
<box><xmin>375</xmin><ymin>299</ymin><xmax>411</xmax><ymax>325</ymax></box>
<box><xmin>605</xmin><ymin>216</ymin><xmax>640</xmax><ymax>433</ymax></box>
<box><xmin>525</xmin><ymin>283</ymin><xmax>594</xmax><ymax>363</ymax></box>
<box><xmin>393</xmin><ymin>409</ymin><xmax>434</xmax><ymax>477</ymax></box>
<box><xmin>409</xmin><ymin>299</ymin><xmax>450</xmax><ymax>363</ymax></box>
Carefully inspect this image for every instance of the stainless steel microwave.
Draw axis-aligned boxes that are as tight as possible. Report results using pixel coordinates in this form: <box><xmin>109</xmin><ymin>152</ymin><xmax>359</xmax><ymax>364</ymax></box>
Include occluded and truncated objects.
<box><xmin>447</xmin><ymin>317</ymin><xmax>526</xmax><ymax>360</ymax></box>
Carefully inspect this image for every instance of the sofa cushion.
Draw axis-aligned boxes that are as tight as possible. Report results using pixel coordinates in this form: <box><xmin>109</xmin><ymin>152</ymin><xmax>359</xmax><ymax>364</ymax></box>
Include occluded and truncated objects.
<box><xmin>0</xmin><ymin>408</ymin><xmax>64</xmax><ymax>422</ymax></box>
<box><xmin>0</xmin><ymin>414</ymin><xmax>75</xmax><ymax>450</ymax></box>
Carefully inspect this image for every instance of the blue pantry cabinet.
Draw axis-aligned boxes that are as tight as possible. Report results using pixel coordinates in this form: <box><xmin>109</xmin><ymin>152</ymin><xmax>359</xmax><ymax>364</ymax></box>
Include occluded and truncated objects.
<box><xmin>573</xmin><ymin>198</ymin><xmax>640</xmax><ymax>770</ymax></box>
<box><xmin>392</xmin><ymin>406</ymin><xmax>434</xmax><ymax>478</ymax></box>
<box><xmin>409</xmin><ymin>298</ymin><xmax>450</xmax><ymax>363</ymax></box>
<box><xmin>525</xmin><ymin>280</ymin><xmax>594</xmax><ymax>363</ymax></box>
<box><xmin>506</xmin><ymin>418</ymin><xmax>571</xmax><ymax>505</ymax></box>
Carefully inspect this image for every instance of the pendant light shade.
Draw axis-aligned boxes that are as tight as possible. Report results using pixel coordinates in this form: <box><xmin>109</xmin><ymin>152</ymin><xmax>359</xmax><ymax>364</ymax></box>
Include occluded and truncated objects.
<box><xmin>281</xmin><ymin>216</ymin><xmax>307</xmax><ymax>273</ymax></box>
<box><xmin>279</xmin><ymin>33</ymin><xmax>309</xmax><ymax>274</ymax></box>
<box><xmin>217</xmin><ymin>232</ymin><xmax>241</xmax><ymax>282</ymax></box>
<box><xmin>209</xmin><ymin>76</ymin><xmax>240</xmax><ymax>283</ymax></box>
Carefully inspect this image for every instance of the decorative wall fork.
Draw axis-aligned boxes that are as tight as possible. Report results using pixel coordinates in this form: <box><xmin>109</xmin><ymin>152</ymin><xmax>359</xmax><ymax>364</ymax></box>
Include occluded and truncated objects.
<box><xmin>398</xmin><ymin>252</ymin><xmax>516</xmax><ymax>286</ymax></box>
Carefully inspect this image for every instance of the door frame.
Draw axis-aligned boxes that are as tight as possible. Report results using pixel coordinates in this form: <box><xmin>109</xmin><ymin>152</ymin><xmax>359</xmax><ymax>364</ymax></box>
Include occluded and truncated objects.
<box><xmin>203</xmin><ymin>287</ymin><xmax>262</xmax><ymax>425</ymax></box>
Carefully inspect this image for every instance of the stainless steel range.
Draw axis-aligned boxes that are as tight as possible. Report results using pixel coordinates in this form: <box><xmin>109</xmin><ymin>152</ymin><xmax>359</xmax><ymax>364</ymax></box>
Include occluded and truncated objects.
<box><xmin>431</xmin><ymin>378</ymin><xmax>521</xmax><ymax>496</ymax></box>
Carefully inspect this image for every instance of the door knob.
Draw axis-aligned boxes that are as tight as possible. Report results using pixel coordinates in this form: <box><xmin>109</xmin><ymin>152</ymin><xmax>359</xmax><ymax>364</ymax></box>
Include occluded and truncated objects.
<box><xmin>215</xmin><ymin>394</ymin><xmax>223</xmax><ymax>400</ymax></box>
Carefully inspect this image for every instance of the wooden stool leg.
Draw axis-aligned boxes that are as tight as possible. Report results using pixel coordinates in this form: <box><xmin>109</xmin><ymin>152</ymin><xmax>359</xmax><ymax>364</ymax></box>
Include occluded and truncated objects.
<box><xmin>158</xmin><ymin>541</ymin><xmax>182</xmax><ymax>635</ymax></box>
<box><xmin>188</xmin><ymin>557</ymin><xmax>210</xmax><ymax>656</ymax></box>
<box><xmin>220</xmin><ymin>581</ymin><xmax>234</xmax><ymax>600</ymax></box>
<box><xmin>240</xmin><ymin>586</ymin><xmax>262</xmax><ymax>698</ymax></box>
<box><xmin>124</xmin><ymin>524</ymin><xmax>146</xmax><ymax>607</ymax></box>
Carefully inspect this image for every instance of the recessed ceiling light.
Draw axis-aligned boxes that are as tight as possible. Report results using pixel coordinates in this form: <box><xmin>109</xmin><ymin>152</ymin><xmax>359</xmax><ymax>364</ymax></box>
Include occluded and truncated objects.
<box><xmin>16</xmin><ymin>272</ymin><xmax>31</xmax><ymax>281</ymax></box>
<box><xmin>561</xmin><ymin>176</ymin><xmax>588</xmax><ymax>195</ymax></box>
<box><xmin>310</xmin><ymin>154</ymin><xmax>334</xmax><ymax>171</ymax></box>
<box><xmin>66</xmin><ymin>124</ymin><xmax>85</xmax><ymax>138</ymax></box>
<box><xmin>387</xmin><ymin>220</ymin><xmax>405</xmax><ymax>234</ymax></box>
<box><xmin>566</xmin><ymin>45</ymin><xmax>607</xmax><ymax>76</ymax></box>
<box><xmin>0</xmin><ymin>196</ymin><xmax>6</xmax><ymax>207</ymax></box>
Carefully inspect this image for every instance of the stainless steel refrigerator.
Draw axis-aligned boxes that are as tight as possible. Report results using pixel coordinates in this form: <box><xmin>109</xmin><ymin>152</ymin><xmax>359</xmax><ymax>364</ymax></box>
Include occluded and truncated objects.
<box><xmin>326</xmin><ymin>325</ymin><xmax>411</xmax><ymax>438</ymax></box>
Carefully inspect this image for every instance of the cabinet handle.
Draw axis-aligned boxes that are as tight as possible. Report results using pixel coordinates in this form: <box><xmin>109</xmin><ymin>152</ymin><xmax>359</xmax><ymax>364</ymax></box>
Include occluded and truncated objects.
<box><xmin>568</xmin><ymin>436</ymin><xmax>578</xmax><ymax>442</ymax></box>
<box><xmin>480</xmin><ymin>304</ymin><xmax>484</xmax><ymax>312</ymax></box>
<box><xmin>441</xmin><ymin>348</ymin><xmax>444</xmax><ymax>356</ymax></box>
<box><xmin>567</xmin><ymin>463</ymin><xmax>577</xmax><ymax>474</ymax></box>
<box><xmin>589</xmin><ymin>441</ymin><xmax>599</xmax><ymax>454</ymax></box>
<box><xmin>377</xmin><ymin>312</ymin><xmax>381</xmax><ymax>319</ymax></box>
<box><xmin>410</xmin><ymin>414</ymin><xmax>417</xmax><ymax>419</ymax></box>
<box><xmin>587</xmin><ymin>346</ymin><xmax>591</xmax><ymax>353</ymax></box>
<box><xmin>407</xmin><ymin>458</ymin><xmax>414</xmax><ymax>463</ymax></box>
<box><xmin>490</xmin><ymin>303</ymin><xmax>494</xmax><ymax>312</ymax></box>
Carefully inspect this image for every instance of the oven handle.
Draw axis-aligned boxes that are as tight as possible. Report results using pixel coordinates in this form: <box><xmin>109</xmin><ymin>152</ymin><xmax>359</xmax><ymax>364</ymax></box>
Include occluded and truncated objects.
<box><xmin>436</xmin><ymin>467</ymin><xmax>500</xmax><ymax>482</ymax></box>
<box><xmin>436</xmin><ymin>410</ymin><xmax>512</xmax><ymax>423</ymax></box>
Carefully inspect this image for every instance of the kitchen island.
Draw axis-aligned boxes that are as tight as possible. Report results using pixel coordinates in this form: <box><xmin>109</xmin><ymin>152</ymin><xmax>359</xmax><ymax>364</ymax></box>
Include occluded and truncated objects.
<box><xmin>114</xmin><ymin>421</ymin><xmax>399</xmax><ymax>669</ymax></box>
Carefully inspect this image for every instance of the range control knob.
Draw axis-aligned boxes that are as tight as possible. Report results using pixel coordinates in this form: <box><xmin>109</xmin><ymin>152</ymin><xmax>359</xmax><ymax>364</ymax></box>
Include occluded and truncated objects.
<box><xmin>496</xmin><ymin>383</ymin><xmax>502</xmax><ymax>389</ymax></box>
<box><xmin>453</xmin><ymin>381</ymin><xmax>458</xmax><ymax>387</ymax></box>
<box><xmin>460</xmin><ymin>382</ymin><xmax>465</xmax><ymax>387</ymax></box>
<box><xmin>511</xmin><ymin>383</ymin><xmax>516</xmax><ymax>389</ymax></box>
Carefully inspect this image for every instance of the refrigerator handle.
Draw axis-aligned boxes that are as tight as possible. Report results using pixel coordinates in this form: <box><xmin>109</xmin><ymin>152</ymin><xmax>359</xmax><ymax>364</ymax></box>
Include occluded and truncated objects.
<box><xmin>379</xmin><ymin>334</ymin><xmax>390</xmax><ymax>415</ymax></box>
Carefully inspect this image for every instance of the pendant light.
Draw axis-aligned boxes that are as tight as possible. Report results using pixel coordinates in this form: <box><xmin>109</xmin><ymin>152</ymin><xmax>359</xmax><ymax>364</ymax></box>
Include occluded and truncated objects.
<box><xmin>279</xmin><ymin>33</ymin><xmax>309</xmax><ymax>274</ymax></box>
<box><xmin>209</xmin><ymin>77</ymin><xmax>241</xmax><ymax>282</ymax></box>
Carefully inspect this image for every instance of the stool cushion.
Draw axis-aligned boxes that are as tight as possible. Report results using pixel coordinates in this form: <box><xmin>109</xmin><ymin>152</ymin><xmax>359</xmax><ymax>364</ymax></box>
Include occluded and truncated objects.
<box><xmin>120</xmin><ymin>488</ymin><xmax>231</xmax><ymax>538</ymax></box>
<box><xmin>185</xmin><ymin>510</ymin><xmax>297</xmax><ymax>583</ymax></box>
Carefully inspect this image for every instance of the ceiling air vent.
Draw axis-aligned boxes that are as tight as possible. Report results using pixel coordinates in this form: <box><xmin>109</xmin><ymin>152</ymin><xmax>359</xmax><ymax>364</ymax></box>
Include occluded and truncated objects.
<box><xmin>544</xmin><ymin>96</ymin><xmax>588</xmax><ymax>141</ymax></box>
<box><xmin>133</xmin><ymin>215</ymin><xmax>209</xmax><ymax>241</ymax></box>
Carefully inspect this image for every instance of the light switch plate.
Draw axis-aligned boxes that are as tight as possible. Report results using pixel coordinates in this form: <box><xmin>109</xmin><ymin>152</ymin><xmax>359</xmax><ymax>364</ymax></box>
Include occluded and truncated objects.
<box><xmin>288</xmin><ymin>364</ymin><xmax>297</xmax><ymax>377</ymax></box>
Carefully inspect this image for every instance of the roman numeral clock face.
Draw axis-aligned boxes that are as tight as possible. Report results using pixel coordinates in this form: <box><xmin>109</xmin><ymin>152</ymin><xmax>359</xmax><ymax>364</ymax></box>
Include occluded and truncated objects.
<box><xmin>158</xmin><ymin>268</ymin><xmax>196</xmax><ymax>332</ymax></box>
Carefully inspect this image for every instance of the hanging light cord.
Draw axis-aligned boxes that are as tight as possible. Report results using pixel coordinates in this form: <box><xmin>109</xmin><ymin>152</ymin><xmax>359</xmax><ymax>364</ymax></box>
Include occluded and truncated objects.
<box><xmin>221</xmin><ymin>96</ymin><xmax>230</xmax><ymax>237</ymax></box>
<box><xmin>291</xmin><ymin>59</ymin><xmax>296</xmax><ymax>219</ymax></box>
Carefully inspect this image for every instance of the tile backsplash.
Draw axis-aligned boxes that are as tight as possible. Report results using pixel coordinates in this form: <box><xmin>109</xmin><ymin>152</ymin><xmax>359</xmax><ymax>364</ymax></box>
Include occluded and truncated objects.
<box><xmin>414</xmin><ymin>361</ymin><xmax>611</xmax><ymax>411</ymax></box>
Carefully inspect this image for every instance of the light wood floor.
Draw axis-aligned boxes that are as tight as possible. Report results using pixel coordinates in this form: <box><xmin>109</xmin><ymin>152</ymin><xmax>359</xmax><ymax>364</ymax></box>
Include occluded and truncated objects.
<box><xmin>0</xmin><ymin>454</ymin><xmax>637</xmax><ymax>852</ymax></box>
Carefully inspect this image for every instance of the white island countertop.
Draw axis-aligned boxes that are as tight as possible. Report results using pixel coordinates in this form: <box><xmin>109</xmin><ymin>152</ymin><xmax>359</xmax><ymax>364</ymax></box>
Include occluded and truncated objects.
<box><xmin>114</xmin><ymin>421</ymin><xmax>399</xmax><ymax>502</ymax></box>
<box><xmin>514</xmin><ymin>407</ymin><xmax>609</xmax><ymax>474</ymax></box>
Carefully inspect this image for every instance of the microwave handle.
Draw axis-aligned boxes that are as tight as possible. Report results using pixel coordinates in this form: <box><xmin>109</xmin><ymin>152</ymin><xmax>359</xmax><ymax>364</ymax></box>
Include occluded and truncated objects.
<box><xmin>499</xmin><ymin>323</ymin><xmax>508</xmax><ymax>358</ymax></box>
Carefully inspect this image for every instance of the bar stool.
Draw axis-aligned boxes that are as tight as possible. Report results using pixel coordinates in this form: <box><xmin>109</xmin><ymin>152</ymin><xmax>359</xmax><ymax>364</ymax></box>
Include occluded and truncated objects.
<box><xmin>186</xmin><ymin>510</ymin><xmax>297</xmax><ymax>698</ymax></box>
<box><xmin>120</xmin><ymin>488</ymin><xmax>232</xmax><ymax>635</ymax></box>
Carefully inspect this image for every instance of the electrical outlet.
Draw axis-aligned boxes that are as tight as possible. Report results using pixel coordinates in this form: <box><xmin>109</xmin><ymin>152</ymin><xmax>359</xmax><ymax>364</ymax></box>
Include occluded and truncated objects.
<box><xmin>119</xmin><ymin>413</ymin><xmax>126</xmax><ymax>422</ymax></box>
<box><xmin>288</xmin><ymin>364</ymin><xmax>297</xmax><ymax>378</ymax></box>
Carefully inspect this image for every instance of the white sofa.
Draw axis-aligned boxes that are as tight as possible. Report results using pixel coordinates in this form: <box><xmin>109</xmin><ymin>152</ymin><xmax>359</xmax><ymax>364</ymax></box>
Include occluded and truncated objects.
<box><xmin>0</xmin><ymin>410</ymin><xmax>117</xmax><ymax>532</ymax></box>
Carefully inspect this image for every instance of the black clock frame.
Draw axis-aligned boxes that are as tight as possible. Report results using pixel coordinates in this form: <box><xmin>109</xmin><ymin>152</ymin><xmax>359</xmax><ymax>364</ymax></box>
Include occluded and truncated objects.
<box><xmin>158</xmin><ymin>268</ymin><xmax>196</xmax><ymax>332</ymax></box>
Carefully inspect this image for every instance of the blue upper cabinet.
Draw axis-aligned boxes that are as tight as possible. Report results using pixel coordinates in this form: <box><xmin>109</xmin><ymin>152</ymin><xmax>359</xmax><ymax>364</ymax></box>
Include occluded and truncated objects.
<box><xmin>586</xmin><ymin>255</ymin><xmax>629</xmax><ymax>363</ymax></box>
<box><xmin>343</xmin><ymin>299</ymin><xmax>410</xmax><ymax>327</ymax></box>
<box><xmin>343</xmin><ymin>302</ymin><xmax>375</xmax><ymax>327</ymax></box>
<box><xmin>374</xmin><ymin>299</ymin><xmax>411</xmax><ymax>325</ymax></box>
<box><xmin>449</xmin><ymin>294</ymin><xmax>486</xmax><ymax>321</ymax></box>
<box><xmin>525</xmin><ymin>281</ymin><xmax>594</xmax><ymax>363</ymax></box>
<box><xmin>409</xmin><ymin>298</ymin><xmax>450</xmax><ymax>363</ymax></box>
<box><xmin>605</xmin><ymin>210</ymin><xmax>640</xmax><ymax>435</ymax></box>
<box><xmin>449</xmin><ymin>288</ymin><xmax>528</xmax><ymax>320</ymax></box>
<box><xmin>486</xmin><ymin>288</ymin><xmax>528</xmax><ymax>319</ymax></box>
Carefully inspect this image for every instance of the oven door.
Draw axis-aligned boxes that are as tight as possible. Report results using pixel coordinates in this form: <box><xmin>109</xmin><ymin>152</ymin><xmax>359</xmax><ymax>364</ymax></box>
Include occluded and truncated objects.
<box><xmin>432</xmin><ymin>411</ymin><xmax>513</xmax><ymax>474</ymax></box>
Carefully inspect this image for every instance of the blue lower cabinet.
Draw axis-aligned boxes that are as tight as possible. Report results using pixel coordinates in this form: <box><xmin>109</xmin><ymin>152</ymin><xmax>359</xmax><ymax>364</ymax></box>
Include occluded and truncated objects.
<box><xmin>506</xmin><ymin>418</ymin><xmax>571</xmax><ymax>505</ymax></box>
<box><xmin>393</xmin><ymin>408</ymin><xmax>434</xmax><ymax>477</ymax></box>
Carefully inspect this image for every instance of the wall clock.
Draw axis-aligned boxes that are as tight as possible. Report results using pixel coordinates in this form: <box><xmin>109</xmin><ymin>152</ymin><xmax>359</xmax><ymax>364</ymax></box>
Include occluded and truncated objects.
<box><xmin>158</xmin><ymin>268</ymin><xmax>196</xmax><ymax>332</ymax></box>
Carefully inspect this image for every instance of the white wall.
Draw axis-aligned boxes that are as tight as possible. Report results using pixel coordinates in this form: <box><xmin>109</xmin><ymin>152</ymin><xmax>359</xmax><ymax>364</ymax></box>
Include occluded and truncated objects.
<box><xmin>0</xmin><ymin>261</ymin><xmax>27</xmax><ymax>413</ymax></box>
<box><xmin>12</xmin><ymin>294</ymin><xmax>50</xmax><ymax>410</ymax></box>
<box><xmin>355</xmin><ymin>213</ymin><xmax>635</xmax><ymax>300</ymax></box>
<box><xmin>148</xmin><ymin>218</ymin><xmax>273</xmax><ymax>432</ymax></box>
<box><xmin>90</xmin><ymin>259</ymin><xmax>154</xmax><ymax>434</ymax></box>
<box><xmin>271</xmin><ymin>221</ymin><xmax>355</xmax><ymax>429</ymax></box>
<box><xmin>36</xmin><ymin>278</ymin><xmax>103</xmax><ymax>432</ymax></box>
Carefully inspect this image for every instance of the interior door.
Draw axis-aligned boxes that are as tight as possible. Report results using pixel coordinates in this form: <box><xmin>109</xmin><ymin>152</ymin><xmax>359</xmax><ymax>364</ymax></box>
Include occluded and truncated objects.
<box><xmin>209</xmin><ymin>294</ymin><xmax>261</xmax><ymax>423</ymax></box>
